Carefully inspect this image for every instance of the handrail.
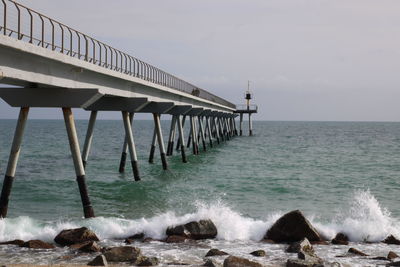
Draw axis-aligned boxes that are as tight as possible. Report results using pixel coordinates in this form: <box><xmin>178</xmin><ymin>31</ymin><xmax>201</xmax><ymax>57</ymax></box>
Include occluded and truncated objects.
<box><xmin>0</xmin><ymin>0</ymin><xmax>236</xmax><ymax>109</ymax></box>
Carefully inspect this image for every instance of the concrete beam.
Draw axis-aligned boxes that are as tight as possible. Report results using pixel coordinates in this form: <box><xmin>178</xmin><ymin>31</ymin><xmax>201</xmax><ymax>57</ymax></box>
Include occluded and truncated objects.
<box><xmin>86</xmin><ymin>96</ymin><xmax>148</xmax><ymax>112</ymax></box>
<box><xmin>0</xmin><ymin>87</ymin><xmax>103</xmax><ymax>108</ymax></box>
<box><xmin>185</xmin><ymin>108</ymin><xmax>204</xmax><ymax>116</ymax></box>
<box><xmin>167</xmin><ymin>105</ymin><xmax>192</xmax><ymax>116</ymax></box>
<box><xmin>136</xmin><ymin>101</ymin><xmax>174</xmax><ymax>114</ymax></box>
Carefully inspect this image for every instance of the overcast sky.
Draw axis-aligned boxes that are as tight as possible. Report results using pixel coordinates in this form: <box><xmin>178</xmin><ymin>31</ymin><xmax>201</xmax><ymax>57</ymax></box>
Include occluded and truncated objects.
<box><xmin>1</xmin><ymin>0</ymin><xmax>400</xmax><ymax>121</ymax></box>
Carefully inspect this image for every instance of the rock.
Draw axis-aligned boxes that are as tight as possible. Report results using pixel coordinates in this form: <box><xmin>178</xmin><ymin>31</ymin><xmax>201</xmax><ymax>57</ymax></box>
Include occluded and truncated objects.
<box><xmin>331</xmin><ymin>233</ymin><xmax>349</xmax><ymax>245</ymax></box>
<box><xmin>204</xmin><ymin>258</ymin><xmax>222</xmax><ymax>267</ymax></box>
<box><xmin>286</xmin><ymin>259</ymin><xmax>324</xmax><ymax>267</ymax></box>
<box><xmin>372</xmin><ymin>256</ymin><xmax>389</xmax><ymax>261</ymax></box>
<box><xmin>223</xmin><ymin>256</ymin><xmax>262</xmax><ymax>267</ymax></box>
<box><xmin>70</xmin><ymin>241</ymin><xmax>101</xmax><ymax>252</ymax></box>
<box><xmin>0</xmin><ymin>240</ymin><xmax>25</xmax><ymax>246</ymax></box>
<box><xmin>54</xmin><ymin>227</ymin><xmax>99</xmax><ymax>246</ymax></box>
<box><xmin>21</xmin><ymin>240</ymin><xmax>55</xmax><ymax>249</ymax></box>
<box><xmin>88</xmin><ymin>255</ymin><xmax>108</xmax><ymax>266</ymax></box>
<box><xmin>125</xmin><ymin>233</ymin><xmax>145</xmax><ymax>244</ymax></box>
<box><xmin>286</xmin><ymin>238</ymin><xmax>314</xmax><ymax>254</ymax></box>
<box><xmin>311</xmin><ymin>241</ymin><xmax>329</xmax><ymax>245</ymax></box>
<box><xmin>250</xmin><ymin>250</ymin><xmax>266</xmax><ymax>257</ymax></box>
<box><xmin>286</xmin><ymin>259</ymin><xmax>323</xmax><ymax>267</ymax></box>
<box><xmin>388</xmin><ymin>262</ymin><xmax>400</xmax><ymax>266</ymax></box>
<box><xmin>389</xmin><ymin>251</ymin><xmax>399</xmax><ymax>260</ymax></box>
<box><xmin>166</xmin><ymin>220</ymin><xmax>217</xmax><ymax>240</ymax></box>
<box><xmin>348</xmin><ymin>247</ymin><xmax>368</xmax><ymax>256</ymax></box>
<box><xmin>206</xmin><ymin>248</ymin><xmax>229</xmax><ymax>257</ymax></box>
<box><xmin>143</xmin><ymin>237</ymin><xmax>158</xmax><ymax>243</ymax></box>
<box><xmin>103</xmin><ymin>246</ymin><xmax>142</xmax><ymax>262</ymax></box>
<box><xmin>264</xmin><ymin>210</ymin><xmax>322</xmax><ymax>242</ymax></box>
<box><xmin>166</xmin><ymin>235</ymin><xmax>188</xmax><ymax>243</ymax></box>
<box><xmin>262</xmin><ymin>239</ymin><xmax>275</xmax><ymax>244</ymax></box>
<box><xmin>136</xmin><ymin>256</ymin><xmax>159</xmax><ymax>266</ymax></box>
<box><xmin>383</xmin><ymin>235</ymin><xmax>400</xmax><ymax>245</ymax></box>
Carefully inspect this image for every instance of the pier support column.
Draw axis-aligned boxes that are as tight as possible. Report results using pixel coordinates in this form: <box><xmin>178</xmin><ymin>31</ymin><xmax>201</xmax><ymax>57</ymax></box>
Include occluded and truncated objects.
<box><xmin>176</xmin><ymin>115</ymin><xmax>186</xmax><ymax>151</ymax></box>
<box><xmin>198</xmin><ymin>116</ymin><xmax>207</xmax><ymax>151</ymax></box>
<box><xmin>62</xmin><ymin>107</ymin><xmax>95</xmax><ymax>218</ymax></box>
<box><xmin>149</xmin><ymin>128</ymin><xmax>157</xmax><ymax>164</ymax></box>
<box><xmin>166</xmin><ymin>116</ymin><xmax>177</xmax><ymax>156</ymax></box>
<box><xmin>249</xmin><ymin>113</ymin><xmax>253</xmax><ymax>136</ymax></box>
<box><xmin>206</xmin><ymin>117</ymin><xmax>213</xmax><ymax>148</ymax></box>
<box><xmin>119</xmin><ymin>113</ymin><xmax>134</xmax><ymax>173</ymax></box>
<box><xmin>213</xmin><ymin>117</ymin><xmax>220</xmax><ymax>144</ymax></box>
<box><xmin>239</xmin><ymin>113</ymin><xmax>243</xmax><ymax>136</ymax></box>
<box><xmin>190</xmin><ymin>116</ymin><xmax>198</xmax><ymax>154</ymax></box>
<box><xmin>177</xmin><ymin>115</ymin><xmax>187</xmax><ymax>163</ymax></box>
<box><xmin>122</xmin><ymin>111</ymin><xmax>140</xmax><ymax>181</ymax></box>
<box><xmin>0</xmin><ymin>107</ymin><xmax>29</xmax><ymax>218</ymax></box>
<box><xmin>233</xmin><ymin>117</ymin><xmax>238</xmax><ymax>136</ymax></box>
<box><xmin>82</xmin><ymin>111</ymin><xmax>98</xmax><ymax>168</ymax></box>
<box><xmin>153</xmin><ymin>113</ymin><xmax>168</xmax><ymax>170</ymax></box>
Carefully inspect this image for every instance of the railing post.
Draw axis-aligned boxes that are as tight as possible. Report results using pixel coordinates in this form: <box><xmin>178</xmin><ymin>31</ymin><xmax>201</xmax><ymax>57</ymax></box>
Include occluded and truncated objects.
<box><xmin>2</xmin><ymin>0</ymin><xmax>6</xmax><ymax>36</ymax></box>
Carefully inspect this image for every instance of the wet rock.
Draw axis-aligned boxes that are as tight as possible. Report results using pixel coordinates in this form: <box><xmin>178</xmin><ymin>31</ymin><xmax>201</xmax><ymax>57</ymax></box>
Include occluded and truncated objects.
<box><xmin>388</xmin><ymin>251</ymin><xmax>399</xmax><ymax>260</ymax></box>
<box><xmin>348</xmin><ymin>247</ymin><xmax>368</xmax><ymax>256</ymax></box>
<box><xmin>262</xmin><ymin>239</ymin><xmax>275</xmax><ymax>244</ymax></box>
<box><xmin>125</xmin><ymin>233</ymin><xmax>145</xmax><ymax>244</ymax></box>
<box><xmin>388</xmin><ymin>262</ymin><xmax>400</xmax><ymax>266</ymax></box>
<box><xmin>143</xmin><ymin>237</ymin><xmax>158</xmax><ymax>243</ymax></box>
<box><xmin>103</xmin><ymin>246</ymin><xmax>142</xmax><ymax>262</ymax></box>
<box><xmin>383</xmin><ymin>235</ymin><xmax>400</xmax><ymax>245</ymax></box>
<box><xmin>54</xmin><ymin>227</ymin><xmax>99</xmax><ymax>246</ymax></box>
<box><xmin>286</xmin><ymin>238</ymin><xmax>314</xmax><ymax>254</ymax></box>
<box><xmin>166</xmin><ymin>235</ymin><xmax>188</xmax><ymax>243</ymax></box>
<box><xmin>206</xmin><ymin>248</ymin><xmax>229</xmax><ymax>257</ymax></box>
<box><xmin>286</xmin><ymin>258</ymin><xmax>323</xmax><ymax>267</ymax></box>
<box><xmin>311</xmin><ymin>241</ymin><xmax>329</xmax><ymax>245</ymax></box>
<box><xmin>204</xmin><ymin>258</ymin><xmax>222</xmax><ymax>267</ymax></box>
<box><xmin>264</xmin><ymin>210</ymin><xmax>322</xmax><ymax>242</ymax></box>
<box><xmin>331</xmin><ymin>233</ymin><xmax>349</xmax><ymax>245</ymax></box>
<box><xmin>223</xmin><ymin>256</ymin><xmax>262</xmax><ymax>267</ymax></box>
<box><xmin>0</xmin><ymin>240</ymin><xmax>25</xmax><ymax>246</ymax></box>
<box><xmin>372</xmin><ymin>256</ymin><xmax>389</xmax><ymax>261</ymax></box>
<box><xmin>166</xmin><ymin>220</ymin><xmax>217</xmax><ymax>240</ymax></box>
<box><xmin>167</xmin><ymin>262</ymin><xmax>190</xmax><ymax>265</ymax></box>
<box><xmin>70</xmin><ymin>241</ymin><xmax>101</xmax><ymax>253</ymax></box>
<box><xmin>21</xmin><ymin>240</ymin><xmax>55</xmax><ymax>249</ymax></box>
<box><xmin>88</xmin><ymin>255</ymin><xmax>108</xmax><ymax>266</ymax></box>
<box><xmin>136</xmin><ymin>256</ymin><xmax>159</xmax><ymax>266</ymax></box>
<box><xmin>250</xmin><ymin>250</ymin><xmax>266</xmax><ymax>257</ymax></box>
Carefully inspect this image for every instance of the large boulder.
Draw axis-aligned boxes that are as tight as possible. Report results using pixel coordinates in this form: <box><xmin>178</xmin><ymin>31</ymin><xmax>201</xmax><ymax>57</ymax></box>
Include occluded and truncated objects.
<box><xmin>136</xmin><ymin>256</ymin><xmax>159</xmax><ymax>266</ymax></box>
<box><xmin>223</xmin><ymin>256</ymin><xmax>263</xmax><ymax>267</ymax></box>
<box><xmin>103</xmin><ymin>246</ymin><xmax>142</xmax><ymax>262</ymax></box>
<box><xmin>331</xmin><ymin>233</ymin><xmax>349</xmax><ymax>245</ymax></box>
<box><xmin>383</xmin><ymin>235</ymin><xmax>400</xmax><ymax>245</ymax></box>
<box><xmin>54</xmin><ymin>227</ymin><xmax>99</xmax><ymax>246</ymax></box>
<box><xmin>88</xmin><ymin>255</ymin><xmax>108</xmax><ymax>266</ymax></box>
<box><xmin>264</xmin><ymin>210</ymin><xmax>322</xmax><ymax>242</ymax></box>
<box><xmin>70</xmin><ymin>241</ymin><xmax>101</xmax><ymax>252</ymax></box>
<box><xmin>166</xmin><ymin>219</ymin><xmax>217</xmax><ymax>240</ymax></box>
<box><xmin>21</xmin><ymin>240</ymin><xmax>55</xmax><ymax>249</ymax></box>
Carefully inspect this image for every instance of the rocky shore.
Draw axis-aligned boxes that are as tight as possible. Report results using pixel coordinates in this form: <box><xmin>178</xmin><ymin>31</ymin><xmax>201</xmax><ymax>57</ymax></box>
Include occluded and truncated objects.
<box><xmin>0</xmin><ymin>210</ymin><xmax>399</xmax><ymax>267</ymax></box>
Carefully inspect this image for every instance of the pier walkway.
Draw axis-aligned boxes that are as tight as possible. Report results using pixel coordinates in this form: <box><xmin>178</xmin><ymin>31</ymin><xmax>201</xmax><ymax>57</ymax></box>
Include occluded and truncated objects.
<box><xmin>0</xmin><ymin>1</ymin><xmax>239</xmax><ymax>218</ymax></box>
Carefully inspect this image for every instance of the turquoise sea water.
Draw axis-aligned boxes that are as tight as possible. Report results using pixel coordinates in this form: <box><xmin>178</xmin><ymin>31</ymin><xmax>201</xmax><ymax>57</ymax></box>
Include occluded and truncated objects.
<box><xmin>0</xmin><ymin>119</ymin><xmax>399</xmax><ymax>266</ymax></box>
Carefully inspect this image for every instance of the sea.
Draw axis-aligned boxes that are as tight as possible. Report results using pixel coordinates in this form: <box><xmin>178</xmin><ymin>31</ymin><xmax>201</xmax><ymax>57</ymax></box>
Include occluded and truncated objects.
<box><xmin>0</xmin><ymin>119</ymin><xmax>399</xmax><ymax>266</ymax></box>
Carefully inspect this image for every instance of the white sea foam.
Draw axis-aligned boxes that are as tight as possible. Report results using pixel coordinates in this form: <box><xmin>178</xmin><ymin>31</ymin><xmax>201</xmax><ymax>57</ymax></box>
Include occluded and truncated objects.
<box><xmin>0</xmin><ymin>190</ymin><xmax>398</xmax><ymax>243</ymax></box>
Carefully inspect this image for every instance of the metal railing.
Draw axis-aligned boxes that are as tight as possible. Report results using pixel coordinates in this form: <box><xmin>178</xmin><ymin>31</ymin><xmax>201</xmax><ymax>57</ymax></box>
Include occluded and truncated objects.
<box><xmin>235</xmin><ymin>104</ymin><xmax>258</xmax><ymax>111</ymax></box>
<box><xmin>0</xmin><ymin>0</ymin><xmax>235</xmax><ymax>109</ymax></box>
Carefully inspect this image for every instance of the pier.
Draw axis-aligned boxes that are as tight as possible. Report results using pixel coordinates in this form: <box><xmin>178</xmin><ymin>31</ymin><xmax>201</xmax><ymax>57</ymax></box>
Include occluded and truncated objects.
<box><xmin>0</xmin><ymin>0</ymin><xmax>246</xmax><ymax>218</ymax></box>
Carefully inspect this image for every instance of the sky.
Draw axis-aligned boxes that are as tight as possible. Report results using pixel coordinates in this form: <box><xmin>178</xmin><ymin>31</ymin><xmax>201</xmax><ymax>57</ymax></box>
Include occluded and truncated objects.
<box><xmin>1</xmin><ymin>0</ymin><xmax>400</xmax><ymax>121</ymax></box>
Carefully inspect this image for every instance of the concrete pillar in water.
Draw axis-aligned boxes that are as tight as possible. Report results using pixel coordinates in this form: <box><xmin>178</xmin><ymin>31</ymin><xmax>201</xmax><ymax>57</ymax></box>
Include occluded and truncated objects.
<box><xmin>249</xmin><ymin>113</ymin><xmax>253</xmax><ymax>136</ymax></box>
<box><xmin>206</xmin><ymin>116</ymin><xmax>213</xmax><ymax>147</ymax></box>
<box><xmin>214</xmin><ymin>117</ymin><xmax>220</xmax><ymax>144</ymax></box>
<box><xmin>0</xmin><ymin>107</ymin><xmax>29</xmax><ymax>218</ymax></box>
<box><xmin>190</xmin><ymin>116</ymin><xmax>197</xmax><ymax>154</ymax></box>
<box><xmin>148</xmin><ymin>128</ymin><xmax>157</xmax><ymax>164</ymax></box>
<box><xmin>176</xmin><ymin>115</ymin><xmax>187</xmax><ymax>163</ymax></box>
<box><xmin>198</xmin><ymin>116</ymin><xmax>207</xmax><ymax>151</ymax></box>
<box><xmin>62</xmin><ymin>107</ymin><xmax>95</xmax><ymax>218</ymax></box>
<box><xmin>153</xmin><ymin>113</ymin><xmax>168</xmax><ymax>170</ymax></box>
<box><xmin>122</xmin><ymin>111</ymin><xmax>140</xmax><ymax>181</ymax></box>
<box><xmin>118</xmin><ymin>113</ymin><xmax>134</xmax><ymax>173</ymax></box>
<box><xmin>239</xmin><ymin>113</ymin><xmax>243</xmax><ymax>136</ymax></box>
<box><xmin>176</xmin><ymin>115</ymin><xmax>186</xmax><ymax>151</ymax></box>
<box><xmin>82</xmin><ymin>110</ymin><xmax>98</xmax><ymax>168</ymax></box>
<box><xmin>233</xmin><ymin>117</ymin><xmax>238</xmax><ymax>136</ymax></box>
<box><xmin>166</xmin><ymin>116</ymin><xmax>177</xmax><ymax>156</ymax></box>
